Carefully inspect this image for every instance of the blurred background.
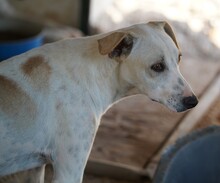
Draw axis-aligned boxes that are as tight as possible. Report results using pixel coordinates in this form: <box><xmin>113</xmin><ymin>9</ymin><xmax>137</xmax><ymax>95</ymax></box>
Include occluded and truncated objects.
<box><xmin>0</xmin><ymin>0</ymin><xmax>220</xmax><ymax>182</ymax></box>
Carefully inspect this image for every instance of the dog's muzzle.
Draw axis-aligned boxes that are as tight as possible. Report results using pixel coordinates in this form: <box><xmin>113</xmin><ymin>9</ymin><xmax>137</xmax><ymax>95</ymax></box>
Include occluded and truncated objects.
<box><xmin>182</xmin><ymin>95</ymin><xmax>198</xmax><ymax>110</ymax></box>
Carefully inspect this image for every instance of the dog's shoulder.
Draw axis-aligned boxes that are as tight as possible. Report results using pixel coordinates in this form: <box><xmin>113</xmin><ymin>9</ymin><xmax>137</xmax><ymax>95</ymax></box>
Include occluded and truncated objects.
<box><xmin>0</xmin><ymin>44</ymin><xmax>56</xmax><ymax>125</ymax></box>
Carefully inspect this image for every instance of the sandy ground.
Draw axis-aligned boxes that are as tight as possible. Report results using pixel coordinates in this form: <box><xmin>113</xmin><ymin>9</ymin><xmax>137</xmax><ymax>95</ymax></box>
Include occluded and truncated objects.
<box><xmin>91</xmin><ymin>0</ymin><xmax>220</xmax><ymax>48</ymax></box>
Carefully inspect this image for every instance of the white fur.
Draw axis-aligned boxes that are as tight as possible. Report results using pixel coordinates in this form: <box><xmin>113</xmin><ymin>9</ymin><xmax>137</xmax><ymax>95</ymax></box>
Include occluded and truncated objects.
<box><xmin>0</xmin><ymin>22</ymin><xmax>197</xmax><ymax>183</ymax></box>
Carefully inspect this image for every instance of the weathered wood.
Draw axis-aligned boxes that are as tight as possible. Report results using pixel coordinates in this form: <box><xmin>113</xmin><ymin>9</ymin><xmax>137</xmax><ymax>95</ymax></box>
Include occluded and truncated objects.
<box><xmin>193</xmin><ymin>95</ymin><xmax>220</xmax><ymax>130</ymax></box>
<box><xmin>85</xmin><ymin>159</ymin><xmax>150</xmax><ymax>181</ymax></box>
<box><xmin>90</xmin><ymin>97</ymin><xmax>183</xmax><ymax>167</ymax></box>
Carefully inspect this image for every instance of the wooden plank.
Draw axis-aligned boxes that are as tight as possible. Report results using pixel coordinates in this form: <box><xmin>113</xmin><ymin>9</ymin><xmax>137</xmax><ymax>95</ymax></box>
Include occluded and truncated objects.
<box><xmin>85</xmin><ymin>158</ymin><xmax>150</xmax><ymax>182</ymax></box>
<box><xmin>90</xmin><ymin>98</ymin><xmax>183</xmax><ymax>167</ymax></box>
<box><xmin>84</xmin><ymin>174</ymin><xmax>148</xmax><ymax>183</ymax></box>
<box><xmin>193</xmin><ymin>95</ymin><xmax>220</xmax><ymax>130</ymax></box>
<box><xmin>145</xmin><ymin>73</ymin><xmax>220</xmax><ymax>178</ymax></box>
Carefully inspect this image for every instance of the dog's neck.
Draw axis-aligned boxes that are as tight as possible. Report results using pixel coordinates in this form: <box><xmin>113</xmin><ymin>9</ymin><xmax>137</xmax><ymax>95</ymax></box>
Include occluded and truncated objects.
<box><xmin>62</xmin><ymin>38</ymin><xmax>136</xmax><ymax>125</ymax></box>
<box><xmin>80</xmin><ymin>58</ymin><xmax>128</xmax><ymax>119</ymax></box>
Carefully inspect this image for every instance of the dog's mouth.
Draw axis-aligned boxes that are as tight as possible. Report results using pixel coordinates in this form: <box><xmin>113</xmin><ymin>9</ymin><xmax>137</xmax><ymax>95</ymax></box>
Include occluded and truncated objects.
<box><xmin>151</xmin><ymin>98</ymin><xmax>158</xmax><ymax>102</ymax></box>
<box><xmin>150</xmin><ymin>94</ymin><xmax>198</xmax><ymax>113</ymax></box>
<box><xmin>166</xmin><ymin>95</ymin><xmax>198</xmax><ymax>112</ymax></box>
<box><xmin>150</xmin><ymin>98</ymin><xmax>161</xmax><ymax>104</ymax></box>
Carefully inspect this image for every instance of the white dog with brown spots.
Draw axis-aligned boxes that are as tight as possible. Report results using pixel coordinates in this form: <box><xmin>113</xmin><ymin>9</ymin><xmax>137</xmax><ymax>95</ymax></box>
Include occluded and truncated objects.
<box><xmin>0</xmin><ymin>21</ymin><xmax>198</xmax><ymax>183</ymax></box>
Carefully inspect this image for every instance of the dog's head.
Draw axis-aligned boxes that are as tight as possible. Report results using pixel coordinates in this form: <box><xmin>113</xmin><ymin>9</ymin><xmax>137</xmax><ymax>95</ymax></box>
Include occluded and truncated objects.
<box><xmin>98</xmin><ymin>21</ymin><xmax>198</xmax><ymax>112</ymax></box>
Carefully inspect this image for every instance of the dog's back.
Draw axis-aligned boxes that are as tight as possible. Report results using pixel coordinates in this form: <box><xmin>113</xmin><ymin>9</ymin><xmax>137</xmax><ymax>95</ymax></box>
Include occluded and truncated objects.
<box><xmin>0</xmin><ymin>47</ymin><xmax>51</xmax><ymax>176</ymax></box>
<box><xmin>0</xmin><ymin>41</ymin><xmax>67</xmax><ymax>176</ymax></box>
<box><xmin>0</xmin><ymin>36</ymin><xmax>100</xmax><ymax>176</ymax></box>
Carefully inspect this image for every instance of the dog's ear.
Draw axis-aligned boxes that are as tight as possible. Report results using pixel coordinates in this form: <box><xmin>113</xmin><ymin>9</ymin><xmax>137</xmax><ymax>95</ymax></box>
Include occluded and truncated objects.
<box><xmin>98</xmin><ymin>32</ymin><xmax>134</xmax><ymax>62</ymax></box>
<box><xmin>148</xmin><ymin>21</ymin><xmax>179</xmax><ymax>48</ymax></box>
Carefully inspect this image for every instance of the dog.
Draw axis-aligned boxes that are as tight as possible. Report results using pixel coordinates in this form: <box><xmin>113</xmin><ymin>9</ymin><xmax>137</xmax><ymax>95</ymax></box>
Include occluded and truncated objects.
<box><xmin>0</xmin><ymin>21</ymin><xmax>198</xmax><ymax>183</ymax></box>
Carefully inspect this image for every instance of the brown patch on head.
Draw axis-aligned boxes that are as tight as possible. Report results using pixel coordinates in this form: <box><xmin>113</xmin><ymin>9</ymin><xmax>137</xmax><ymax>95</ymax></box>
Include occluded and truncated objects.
<box><xmin>148</xmin><ymin>21</ymin><xmax>179</xmax><ymax>49</ymax></box>
<box><xmin>0</xmin><ymin>75</ymin><xmax>36</xmax><ymax>129</ymax></box>
<box><xmin>22</xmin><ymin>55</ymin><xmax>51</xmax><ymax>91</ymax></box>
<box><xmin>97</xmin><ymin>32</ymin><xmax>134</xmax><ymax>62</ymax></box>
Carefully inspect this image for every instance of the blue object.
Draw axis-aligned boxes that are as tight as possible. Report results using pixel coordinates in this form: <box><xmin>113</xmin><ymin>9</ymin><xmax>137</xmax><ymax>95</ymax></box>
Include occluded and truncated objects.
<box><xmin>0</xmin><ymin>17</ymin><xmax>43</xmax><ymax>61</ymax></box>
<box><xmin>153</xmin><ymin>126</ymin><xmax>220</xmax><ymax>183</ymax></box>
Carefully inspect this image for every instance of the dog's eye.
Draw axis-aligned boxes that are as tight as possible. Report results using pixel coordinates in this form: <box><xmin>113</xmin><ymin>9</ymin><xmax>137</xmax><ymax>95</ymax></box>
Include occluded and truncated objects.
<box><xmin>151</xmin><ymin>62</ymin><xmax>165</xmax><ymax>72</ymax></box>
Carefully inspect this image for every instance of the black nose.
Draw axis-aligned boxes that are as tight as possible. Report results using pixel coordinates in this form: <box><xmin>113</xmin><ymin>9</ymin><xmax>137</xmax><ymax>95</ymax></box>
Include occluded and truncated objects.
<box><xmin>182</xmin><ymin>95</ymin><xmax>198</xmax><ymax>109</ymax></box>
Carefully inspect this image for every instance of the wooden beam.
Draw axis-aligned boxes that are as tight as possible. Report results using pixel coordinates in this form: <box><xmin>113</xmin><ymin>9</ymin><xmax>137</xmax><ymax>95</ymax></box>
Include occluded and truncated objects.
<box><xmin>80</xmin><ymin>0</ymin><xmax>91</xmax><ymax>35</ymax></box>
<box><xmin>85</xmin><ymin>158</ymin><xmax>150</xmax><ymax>182</ymax></box>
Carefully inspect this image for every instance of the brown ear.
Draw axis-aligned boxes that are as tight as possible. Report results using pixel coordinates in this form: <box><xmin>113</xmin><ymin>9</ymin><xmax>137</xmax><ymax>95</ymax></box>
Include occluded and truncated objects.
<box><xmin>148</xmin><ymin>21</ymin><xmax>179</xmax><ymax>48</ymax></box>
<box><xmin>98</xmin><ymin>32</ymin><xmax>134</xmax><ymax>62</ymax></box>
<box><xmin>163</xmin><ymin>22</ymin><xmax>179</xmax><ymax>48</ymax></box>
<box><xmin>98</xmin><ymin>32</ymin><xmax>126</xmax><ymax>55</ymax></box>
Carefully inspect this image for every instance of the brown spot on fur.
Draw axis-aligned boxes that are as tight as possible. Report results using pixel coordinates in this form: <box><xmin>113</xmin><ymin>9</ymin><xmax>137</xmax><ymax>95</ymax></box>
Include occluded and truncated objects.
<box><xmin>22</xmin><ymin>55</ymin><xmax>44</xmax><ymax>75</ymax></box>
<box><xmin>56</xmin><ymin>101</ymin><xmax>63</xmax><ymax>110</ymax></box>
<box><xmin>59</xmin><ymin>85</ymin><xmax>67</xmax><ymax>91</ymax></box>
<box><xmin>22</xmin><ymin>55</ymin><xmax>51</xmax><ymax>91</ymax></box>
<box><xmin>0</xmin><ymin>75</ymin><xmax>36</xmax><ymax>128</ymax></box>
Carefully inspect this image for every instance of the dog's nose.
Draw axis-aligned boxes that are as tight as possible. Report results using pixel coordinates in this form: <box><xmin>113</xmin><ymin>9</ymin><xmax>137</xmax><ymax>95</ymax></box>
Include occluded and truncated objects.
<box><xmin>182</xmin><ymin>95</ymin><xmax>198</xmax><ymax>109</ymax></box>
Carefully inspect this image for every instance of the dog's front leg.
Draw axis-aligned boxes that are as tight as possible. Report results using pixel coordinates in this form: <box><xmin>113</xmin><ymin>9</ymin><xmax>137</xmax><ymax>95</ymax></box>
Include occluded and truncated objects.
<box><xmin>52</xmin><ymin>134</ymin><xmax>94</xmax><ymax>183</ymax></box>
<box><xmin>52</xmin><ymin>149</ymin><xmax>88</xmax><ymax>183</ymax></box>
<box><xmin>52</xmin><ymin>158</ymin><xmax>84</xmax><ymax>183</ymax></box>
